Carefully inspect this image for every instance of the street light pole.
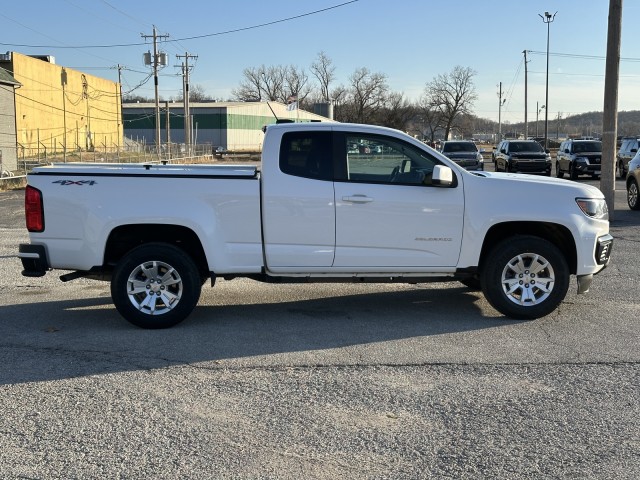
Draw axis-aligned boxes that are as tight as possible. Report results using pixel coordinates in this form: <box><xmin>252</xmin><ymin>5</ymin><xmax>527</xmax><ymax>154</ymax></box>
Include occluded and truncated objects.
<box><xmin>536</xmin><ymin>102</ymin><xmax>545</xmax><ymax>138</ymax></box>
<box><xmin>539</xmin><ymin>11</ymin><xmax>556</xmax><ymax>150</ymax></box>
<box><xmin>497</xmin><ymin>82</ymin><xmax>506</xmax><ymax>142</ymax></box>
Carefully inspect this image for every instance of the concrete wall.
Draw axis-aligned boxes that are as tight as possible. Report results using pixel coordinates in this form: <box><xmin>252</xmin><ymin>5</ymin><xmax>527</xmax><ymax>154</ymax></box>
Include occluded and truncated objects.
<box><xmin>0</xmin><ymin>82</ymin><xmax>17</xmax><ymax>172</ymax></box>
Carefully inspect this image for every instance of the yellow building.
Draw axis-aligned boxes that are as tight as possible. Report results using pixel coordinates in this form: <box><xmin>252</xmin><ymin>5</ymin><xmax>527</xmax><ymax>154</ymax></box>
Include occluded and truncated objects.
<box><xmin>0</xmin><ymin>52</ymin><xmax>122</xmax><ymax>161</ymax></box>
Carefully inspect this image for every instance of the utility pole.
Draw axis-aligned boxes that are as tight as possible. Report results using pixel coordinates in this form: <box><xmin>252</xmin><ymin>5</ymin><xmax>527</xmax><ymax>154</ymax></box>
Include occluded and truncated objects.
<box><xmin>165</xmin><ymin>101</ymin><xmax>171</xmax><ymax>157</ymax></box>
<box><xmin>497</xmin><ymin>82</ymin><xmax>506</xmax><ymax>142</ymax></box>
<box><xmin>177</xmin><ymin>52</ymin><xmax>198</xmax><ymax>156</ymax></box>
<box><xmin>601</xmin><ymin>0</ymin><xmax>623</xmax><ymax>221</ymax></box>
<box><xmin>142</xmin><ymin>26</ymin><xmax>169</xmax><ymax>157</ymax></box>
<box><xmin>115</xmin><ymin>64</ymin><xmax>123</xmax><ymax>139</ymax></box>
<box><xmin>523</xmin><ymin>50</ymin><xmax>529</xmax><ymax>138</ymax></box>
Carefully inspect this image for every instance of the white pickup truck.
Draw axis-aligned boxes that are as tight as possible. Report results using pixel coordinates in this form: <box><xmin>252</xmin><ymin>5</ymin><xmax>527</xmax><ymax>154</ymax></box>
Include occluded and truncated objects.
<box><xmin>19</xmin><ymin>122</ymin><xmax>613</xmax><ymax>328</ymax></box>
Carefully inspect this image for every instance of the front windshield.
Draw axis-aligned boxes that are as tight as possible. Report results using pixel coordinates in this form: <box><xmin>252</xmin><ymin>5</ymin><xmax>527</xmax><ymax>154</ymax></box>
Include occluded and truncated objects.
<box><xmin>510</xmin><ymin>141</ymin><xmax>544</xmax><ymax>153</ymax></box>
<box><xmin>443</xmin><ymin>142</ymin><xmax>477</xmax><ymax>153</ymax></box>
<box><xmin>573</xmin><ymin>141</ymin><xmax>602</xmax><ymax>153</ymax></box>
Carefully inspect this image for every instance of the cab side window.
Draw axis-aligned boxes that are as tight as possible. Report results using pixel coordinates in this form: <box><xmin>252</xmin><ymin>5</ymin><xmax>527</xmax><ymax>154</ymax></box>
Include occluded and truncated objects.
<box><xmin>279</xmin><ymin>131</ymin><xmax>333</xmax><ymax>181</ymax></box>
<box><xmin>341</xmin><ymin>133</ymin><xmax>440</xmax><ymax>186</ymax></box>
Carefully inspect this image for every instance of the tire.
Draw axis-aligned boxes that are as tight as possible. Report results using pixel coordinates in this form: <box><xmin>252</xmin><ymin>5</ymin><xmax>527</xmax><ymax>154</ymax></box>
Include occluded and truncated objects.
<box><xmin>111</xmin><ymin>242</ymin><xmax>202</xmax><ymax>329</ymax></box>
<box><xmin>480</xmin><ymin>236</ymin><xmax>570</xmax><ymax>320</ymax></box>
<box><xmin>569</xmin><ymin>162</ymin><xmax>578</xmax><ymax>180</ymax></box>
<box><xmin>618</xmin><ymin>162</ymin><xmax>626</xmax><ymax>180</ymax></box>
<box><xmin>628</xmin><ymin>178</ymin><xmax>640</xmax><ymax>210</ymax></box>
<box><xmin>555</xmin><ymin>162</ymin><xmax>563</xmax><ymax>178</ymax></box>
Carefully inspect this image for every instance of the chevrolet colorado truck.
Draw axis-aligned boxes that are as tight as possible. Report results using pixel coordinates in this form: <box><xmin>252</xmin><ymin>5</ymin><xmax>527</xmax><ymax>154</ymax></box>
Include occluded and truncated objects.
<box><xmin>19</xmin><ymin>122</ymin><xmax>613</xmax><ymax>328</ymax></box>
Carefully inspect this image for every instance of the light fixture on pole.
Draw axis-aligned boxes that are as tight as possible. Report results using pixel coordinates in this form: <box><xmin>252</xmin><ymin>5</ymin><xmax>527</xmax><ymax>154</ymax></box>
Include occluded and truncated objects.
<box><xmin>539</xmin><ymin>11</ymin><xmax>557</xmax><ymax>150</ymax></box>
<box><xmin>536</xmin><ymin>103</ymin><xmax>545</xmax><ymax>138</ymax></box>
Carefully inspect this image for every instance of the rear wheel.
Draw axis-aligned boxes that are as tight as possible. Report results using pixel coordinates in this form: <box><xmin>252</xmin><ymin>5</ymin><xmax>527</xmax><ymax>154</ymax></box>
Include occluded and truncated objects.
<box><xmin>111</xmin><ymin>242</ymin><xmax>202</xmax><ymax>329</ymax></box>
<box><xmin>628</xmin><ymin>178</ymin><xmax>640</xmax><ymax>210</ymax></box>
<box><xmin>480</xmin><ymin>236</ymin><xmax>570</xmax><ymax>320</ymax></box>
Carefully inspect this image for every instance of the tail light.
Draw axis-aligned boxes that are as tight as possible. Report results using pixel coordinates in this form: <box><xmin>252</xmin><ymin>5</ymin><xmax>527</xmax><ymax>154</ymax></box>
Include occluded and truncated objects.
<box><xmin>25</xmin><ymin>185</ymin><xmax>44</xmax><ymax>232</ymax></box>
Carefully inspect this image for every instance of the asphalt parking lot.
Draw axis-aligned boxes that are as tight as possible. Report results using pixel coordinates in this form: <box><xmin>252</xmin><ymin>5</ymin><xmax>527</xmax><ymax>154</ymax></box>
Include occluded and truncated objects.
<box><xmin>0</xmin><ymin>174</ymin><xmax>638</xmax><ymax>479</ymax></box>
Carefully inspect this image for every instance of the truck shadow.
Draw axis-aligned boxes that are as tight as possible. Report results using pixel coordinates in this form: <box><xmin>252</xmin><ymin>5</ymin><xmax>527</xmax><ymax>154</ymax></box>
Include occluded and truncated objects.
<box><xmin>0</xmin><ymin>283</ymin><xmax>517</xmax><ymax>385</ymax></box>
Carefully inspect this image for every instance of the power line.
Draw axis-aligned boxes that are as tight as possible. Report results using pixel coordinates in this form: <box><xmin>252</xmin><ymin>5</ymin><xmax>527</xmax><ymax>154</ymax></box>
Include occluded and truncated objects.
<box><xmin>528</xmin><ymin>50</ymin><xmax>640</xmax><ymax>62</ymax></box>
<box><xmin>0</xmin><ymin>1</ymin><xmax>359</xmax><ymax>49</ymax></box>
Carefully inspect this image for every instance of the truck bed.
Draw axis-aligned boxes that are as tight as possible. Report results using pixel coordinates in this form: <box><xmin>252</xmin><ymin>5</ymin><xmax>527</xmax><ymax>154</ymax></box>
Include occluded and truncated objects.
<box><xmin>32</xmin><ymin>162</ymin><xmax>259</xmax><ymax>178</ymax></box>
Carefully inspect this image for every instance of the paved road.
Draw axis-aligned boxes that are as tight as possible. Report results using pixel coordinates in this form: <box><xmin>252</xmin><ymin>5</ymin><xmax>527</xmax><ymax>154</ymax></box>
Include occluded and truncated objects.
<box><xmin>0</xmin><ymin>177</ymin><xmax>638</xmax><ymax>479</ymax></box>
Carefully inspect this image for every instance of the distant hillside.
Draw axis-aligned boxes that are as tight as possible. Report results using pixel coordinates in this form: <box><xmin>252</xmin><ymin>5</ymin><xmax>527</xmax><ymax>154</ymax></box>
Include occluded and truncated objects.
<box><xmin>471</xmin><ymin>110</ymin><xmax>640</xmax><ymax>139</ymax></box>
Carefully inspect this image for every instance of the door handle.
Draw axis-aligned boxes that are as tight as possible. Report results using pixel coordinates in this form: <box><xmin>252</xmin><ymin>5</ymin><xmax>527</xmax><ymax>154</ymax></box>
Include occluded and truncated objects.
<box><xmin>342</xmin><ymin>195</ymin><xmax>373</xmax><ymax>203</ymax></box>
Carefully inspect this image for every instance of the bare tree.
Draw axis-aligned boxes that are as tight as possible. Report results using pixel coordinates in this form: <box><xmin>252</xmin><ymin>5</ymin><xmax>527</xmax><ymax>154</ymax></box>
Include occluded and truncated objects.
<box><xmin>379</xmin><ymin>92</ymin><xmax>415</xmax><ymax>131</ymax></box>
<box><xmin>310</xmin><ymin>51</ymin><xmax>335</xmax><ymax>102</ymax></box>
<box><xmin>232</xmin><ymin>66</ymin><xmax>265</xmax><ymax>101</ymax></box>
<box><xmin>285</xmin><ymin>65</ymin><xmax>311</xmax><ymax>106</ymax></box>
<box><xmin>233</xmin><ymin>65</ymin><xmax>310</xmax><ymax>106</ymax></box>
<box><xmin>261</xmin><ymin>65</ymin><xmax>287</xmax><ymax>101</ymax></box>
<box><xmin>417</xmin><ymin>95</ymin><xmax>444</xmax><ymax>142</ymax></box>
<box><xmin>425</xmin><ymin>66</ymin><xmax>477</xmax><ymax>140</ymax></box>
<box><xmin>344</xmin><ymin>67</ymin><xmax>388</xmax><ymax>123</ymax></box>
<box><xmin>330</xmin><ymin>84</ymin><xmax>349</xmax><ymax>120</ymax></box>
<box><xmin>175</xmin><ymin>84</ymin><xmax>213</xmax><ymax>102</ymax></box>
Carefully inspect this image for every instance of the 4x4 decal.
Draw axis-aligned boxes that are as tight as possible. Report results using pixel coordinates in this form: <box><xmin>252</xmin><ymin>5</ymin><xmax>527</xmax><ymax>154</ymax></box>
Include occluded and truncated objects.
<box><xmin>52</xmin><ymin>180</ymin><xmax>97</xmax><ymax>186</ymax></box>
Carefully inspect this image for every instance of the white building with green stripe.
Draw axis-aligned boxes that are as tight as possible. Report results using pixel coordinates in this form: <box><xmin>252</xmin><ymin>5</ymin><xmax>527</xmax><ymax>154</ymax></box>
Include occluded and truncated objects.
<box><xmin>123</xmin><ymin>101</ymin><xmax>332</xmax><ymax>153</ymax></box>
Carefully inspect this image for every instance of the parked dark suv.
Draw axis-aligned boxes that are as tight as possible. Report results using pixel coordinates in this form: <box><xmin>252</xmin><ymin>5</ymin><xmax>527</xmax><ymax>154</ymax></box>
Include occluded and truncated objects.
<box><xmin>617</xmin><ymin>137</ymin><xmax>639</xmax><ymax>179</ymax></box>
<box><xmin>494</xmin><ymin>140</ymin><xmax>551</xmax><ymax>175</ymax></box>
<box><xmin>439</xmin><ymin>141</ymin><xmax>484</xmax><ymax>171</ymax></box>
<box><xmin>556</xmin><ymin>139</ymin><xmax>602</xmax><ymax>179</ymax></box>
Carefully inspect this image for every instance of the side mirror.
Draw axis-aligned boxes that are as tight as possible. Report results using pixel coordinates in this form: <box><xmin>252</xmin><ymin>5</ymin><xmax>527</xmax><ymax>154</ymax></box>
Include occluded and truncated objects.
<box><xmin>564</xmin><ymin>149</ymin><xmax>570</xmax><ymax>153</ymax></box>
<box><xmin>431</xmin><ymin>165</ymin><xmax>454</xmax><ymax>187</ymax></box>
<box><xmin>545</xmin><ymin>149</ymin><xmax>550</xmax><ymax>154</ymax></box>
<box><xmin>631</xmin><ymin>148</ymin><xmax>638</xmax><ymax>154</ymax></box>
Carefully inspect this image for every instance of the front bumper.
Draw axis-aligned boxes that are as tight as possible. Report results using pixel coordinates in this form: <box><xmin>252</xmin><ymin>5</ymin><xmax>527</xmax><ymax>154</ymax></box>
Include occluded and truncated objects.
<box><xmin>510</xmin><ymin>160</ymin><xmax>551</xmax><ymax>174</ymax></box>
<box><xmin>595</xmin><ymin>233</ymin><xmax>613</xmax><ymax>265</ymax></box>
<box><xmin>574</xmin><ymin>160</ymin><xmax>601</xmax><ymax>175</ymax></box>
<box><xmin>577</xmin><ymin>233</ymin><xmax>613</xmax><ymax>294</ymax></box>
<box><xmin>18</xmin><ymin>244</ymin><xmax>49</xmax><ymax>277</ymax></box>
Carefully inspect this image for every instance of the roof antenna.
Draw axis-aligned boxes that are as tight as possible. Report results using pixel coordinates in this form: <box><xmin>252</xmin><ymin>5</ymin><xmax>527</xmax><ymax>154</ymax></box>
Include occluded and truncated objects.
<box><xmin>262</xmin><ymin>101</ymin><xmax>294</xmax><ymax>132</ymax></box>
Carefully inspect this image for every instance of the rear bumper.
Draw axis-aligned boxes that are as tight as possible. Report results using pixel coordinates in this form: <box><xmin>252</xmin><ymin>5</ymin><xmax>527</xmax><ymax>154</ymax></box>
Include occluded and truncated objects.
<box><xmin>18</xmin><ymin>244</ymin><xmax>49</xmax><ymax>277</ymax></box>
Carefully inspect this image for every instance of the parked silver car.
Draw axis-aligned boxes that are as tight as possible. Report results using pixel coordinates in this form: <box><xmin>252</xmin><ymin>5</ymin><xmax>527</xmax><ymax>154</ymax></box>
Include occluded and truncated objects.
<box><xmin>626</xmin><ymin>150</ymin><xmax>640</xmax><ymax>210</ymax></box>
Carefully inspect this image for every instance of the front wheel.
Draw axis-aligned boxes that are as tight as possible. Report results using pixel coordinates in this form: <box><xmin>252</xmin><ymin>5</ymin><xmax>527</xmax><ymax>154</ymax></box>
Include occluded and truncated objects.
<box><xmin>111</xmin><ymin>242</ymin><xmax>202</xmax><ymax>329</ymax></box>
<box><xmin>628</xmin><ymin>178</ymin><xmax>640</xmax><ymax>210</ymax></box>
<box><xmin>555</xmin><ymin>162</ymin><xmax>564</xmax><ymax>178</ymax></box>
<box><xmin>480</xmin><ymin>236</ymin><xmax>570</xmax><ymax>320</ymax></box>
<box><xmin>569</xmin><ymin>162</ymin><xmax>578</xmax><ymax>180</ymax></box>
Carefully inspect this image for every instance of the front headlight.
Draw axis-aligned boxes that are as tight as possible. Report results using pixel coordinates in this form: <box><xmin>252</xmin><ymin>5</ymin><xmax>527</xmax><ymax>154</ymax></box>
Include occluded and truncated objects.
<box><xmin>576</xmin><ymin>198</ymin><xmax>608</xmax><ymax>220</ymax></box>
<box><xmin>575</xmin><ymin>156</ymin><xmax>588</xmax><ymax>164</ymax></box>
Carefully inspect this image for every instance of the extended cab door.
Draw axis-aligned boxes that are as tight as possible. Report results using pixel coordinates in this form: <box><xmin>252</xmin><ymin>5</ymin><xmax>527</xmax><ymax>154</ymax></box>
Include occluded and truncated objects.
<box><xmin>332</xmin><ymin>131</ymin><xmax>465</xmax><ymax>269</ymax></box>
<box><xmin>262</xmin><ymin>130</ymin><xmax>337</xmax><ymax>269</ymax></box>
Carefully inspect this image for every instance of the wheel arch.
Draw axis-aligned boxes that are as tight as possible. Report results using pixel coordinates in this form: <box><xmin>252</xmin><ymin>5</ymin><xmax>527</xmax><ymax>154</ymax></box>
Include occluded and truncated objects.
<box><xmin>479</xmin><ymin>221</ymin><xmax>577</xmax><ymax>275</ymax></box>
<box><xmin>104</xmin><ymin>224</ymin><xmax>209</xmax><ymax>277</ymax></box>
